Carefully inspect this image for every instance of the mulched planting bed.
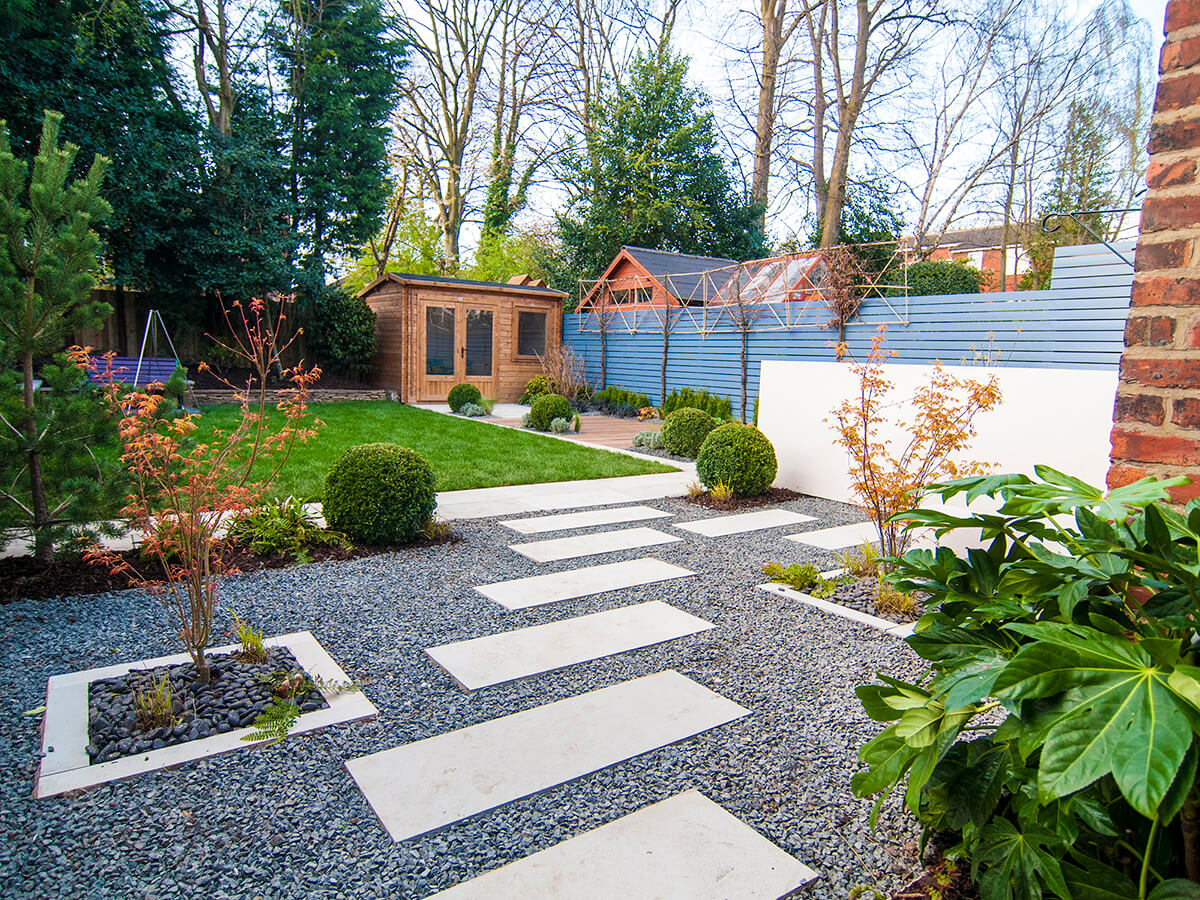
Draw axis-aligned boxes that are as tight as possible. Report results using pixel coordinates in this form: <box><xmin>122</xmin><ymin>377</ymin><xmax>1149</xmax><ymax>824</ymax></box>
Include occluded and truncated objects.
<box><xmin>0</xmin><ymin>532</ymin><xmax>457</xmax><ymax>604</ymax></box>
<box><xmin>894</xmin><ymin>861</ymin><xmax>978</xmax><ymax>899</ymax></box>
<box><xmin>87</xmin><ymin>646</ymin><xmax>327</xmax><ymax>763</ymax></box>
<box><xmin>686</xmin><ymin>486</ymin><xmax>806</xmax><ymax>510</ymax></box>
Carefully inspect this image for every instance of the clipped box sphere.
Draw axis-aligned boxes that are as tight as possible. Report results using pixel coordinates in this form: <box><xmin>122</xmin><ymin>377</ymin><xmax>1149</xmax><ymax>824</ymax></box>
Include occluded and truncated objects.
<box><xmin>696</xmin><ymin>423</ymin><xmax>778</xmax><ymax>496</ymax></box>
<box><xmin>447</xmin><ymin>383</ymin><xmax>482</xmax><ymax>413</ymax></box>
<box><xmin>324</xmin><ymin>443</ymin><xmax>436</xmax><ymax>545</ymax></box>
<box><xmin>529</xmin><ymin>393</ymin><xmax>574</xmax><ymax>431</ymax></box>
<box><xmin>661</xmin><ymin>406</ymin><xmax>718</xmax><ymax>457</ymax></box>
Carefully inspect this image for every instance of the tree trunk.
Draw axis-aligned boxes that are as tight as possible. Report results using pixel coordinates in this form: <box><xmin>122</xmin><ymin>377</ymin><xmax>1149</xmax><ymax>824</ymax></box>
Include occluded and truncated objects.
<box><xmin>23</xmin><ymin>347</ymin><xmax>52</xmax><ymax>563</ymax></box>
<box><xmin>740</xmin><ymin>324</ymin><xmax>750</xmax><ymax>423</ymax></box>
<box><xmin>660</xmin><ymin>308</ymin><xmax>670</xmax><ymax>407</ymax></box>
<box><xmin>753</xmin><ymin>0</ymin><xmax>785</xmax><ymax>231</ymax></box>
<box><xmin>999</xmin><ymin>142</ymin><xmax>1019</xmax><ymax>291</ymax></box>
<box><xmin>1183</xmin><ymin>792</ymin><xmax>1200</xmax><ymax>881</ymax></box>
<box><xmin>599</xmin><ymin>308</ymin><xmax>608</xmax><ymax>389</ymax></box>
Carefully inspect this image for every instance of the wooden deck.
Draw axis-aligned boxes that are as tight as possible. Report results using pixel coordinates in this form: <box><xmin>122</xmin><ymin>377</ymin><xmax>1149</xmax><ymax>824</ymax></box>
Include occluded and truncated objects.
<box><xmin>494</xmin><ymin>415</ymin><xmax>659</xmax><ymax>450</ymax></box>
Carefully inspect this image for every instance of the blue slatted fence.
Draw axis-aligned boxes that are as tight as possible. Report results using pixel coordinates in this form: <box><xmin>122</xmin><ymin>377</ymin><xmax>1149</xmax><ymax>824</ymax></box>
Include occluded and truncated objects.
<box><xmin>563</xmin><ymin>242</ymin><xmax>1134</xmax><ymax>420</ymax></box>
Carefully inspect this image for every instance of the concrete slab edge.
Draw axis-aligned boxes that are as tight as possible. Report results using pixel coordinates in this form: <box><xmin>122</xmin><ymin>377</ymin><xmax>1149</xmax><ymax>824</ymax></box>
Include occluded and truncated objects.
<box><xmin>757</xmin><ymin>580</ymin><xmax>915</xmax><ymax>638</ymax></box>
<box><xmin>34</xmin><ymin>631</ymin><xmax>377</xmax><ymax>798</ymax></box>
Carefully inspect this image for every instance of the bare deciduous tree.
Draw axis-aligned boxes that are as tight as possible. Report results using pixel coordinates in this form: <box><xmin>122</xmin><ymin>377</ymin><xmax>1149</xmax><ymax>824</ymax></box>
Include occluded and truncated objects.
<box><xmin>803</xmin><ymin>0</ymin><xmax>942</xmax><ymax>247</ymax></box>
<box><xmin>393</xmin><ymin>0</ymin><xmax>507</xmax><ymax>269</ymax></box>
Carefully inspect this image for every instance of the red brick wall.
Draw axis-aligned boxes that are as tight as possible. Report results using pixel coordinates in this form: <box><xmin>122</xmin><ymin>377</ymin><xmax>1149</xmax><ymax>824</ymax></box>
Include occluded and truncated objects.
<box><xmin>1109</xmin><ymin>0</ymin><xmax>1200</xmax><ymax>502</ymax></box>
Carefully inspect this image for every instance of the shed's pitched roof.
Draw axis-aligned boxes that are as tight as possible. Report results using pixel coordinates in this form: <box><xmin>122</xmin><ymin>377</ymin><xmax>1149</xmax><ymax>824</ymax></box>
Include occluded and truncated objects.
<box><xmin>620</xmin><ymin>246</ymin><xmax>740</xmax><ymax>300</ymax></box>
<box><xmin>359</xmin><ymin>271</ymin><xmax>566</xmax><ymax>299</ymax></box>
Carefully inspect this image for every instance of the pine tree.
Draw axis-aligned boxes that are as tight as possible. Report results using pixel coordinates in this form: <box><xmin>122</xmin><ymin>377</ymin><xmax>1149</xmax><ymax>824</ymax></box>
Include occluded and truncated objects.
<box><xmin>1022</xmin><ymin>101</ymin><xmax>1118</xmax><ymax>290</ymax></box>
<box><xmin>0</xmin><ymin>112</ymin><xmax>123</xmax><ymax>561</ymax></box>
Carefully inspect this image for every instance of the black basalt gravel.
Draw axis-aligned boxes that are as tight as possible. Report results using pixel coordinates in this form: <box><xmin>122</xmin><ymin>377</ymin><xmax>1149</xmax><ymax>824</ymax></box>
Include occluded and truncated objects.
<box><xmin>0</xmin><ymin>492</ymin><xmax>926</xmax><ymax>899</ymax></box>
<box><xmin>87</xmin><ymin>648</ymin><xmax>328</xmax><ymax>763</ymax></box>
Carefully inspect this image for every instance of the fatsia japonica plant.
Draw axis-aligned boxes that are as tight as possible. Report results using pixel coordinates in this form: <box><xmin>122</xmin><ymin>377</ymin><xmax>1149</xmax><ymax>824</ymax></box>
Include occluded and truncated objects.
<box><xmin>853</xmin><ymin>466</ymin><xmax>1200</xmax><ymax>900</ymax></box>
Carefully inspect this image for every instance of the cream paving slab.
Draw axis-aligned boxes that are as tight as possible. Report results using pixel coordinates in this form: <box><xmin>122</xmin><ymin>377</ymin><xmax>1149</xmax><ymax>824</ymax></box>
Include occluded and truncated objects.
<box><xmin>344</xmin><ymin>670</ymin><xmax>749</xmax><ymax>842</ymax></box>
<box><xmin>674</xmin><ymin>508</ymin><xmax>815</xmax><ymax>537</ymax></box>
<box><xmin>429</xmin><ymin>789</ymin><xmax>817</xmax><ymax>899</ymax></box>
<box><xmin>510</xmin><ymin>526</ymin><xmax>682</xmax><ymax>563</ymax></box>
<box><xmin>435</xmin><ymin>468</ymin><xmax>696</xmax><ymax>520</ymax></box>
<box><xmin>475</xmin><ymin>558</ymin><xmax>697</xmax><ymax>610</ymax></box>
<box><xmin>501</xmin><ymin>505</ymin><xmax>672</xmax><ymax>535</ymax></box>
<box><xmin>425</xmin><ymin>601</ymin><xmax>713</xmax><ymax>691</ymax></box>
<box><xmin>35</xmin><ymin>631</ymin><xmax>377</xmax><ymax>798</ymax></box>
<box><xmin>784</xmin><ymin>520</ymin><xmax>878</xmax><ymax>550</ymax></box>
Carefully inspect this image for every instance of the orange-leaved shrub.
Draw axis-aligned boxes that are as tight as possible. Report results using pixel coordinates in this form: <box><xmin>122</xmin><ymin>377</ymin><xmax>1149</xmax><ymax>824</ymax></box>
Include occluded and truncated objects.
<box><xmin>81</xmin><ymin>298</ymin><xmax>320</xmax><ymax>683</ymax></box>
<box><xmin>829</xmin><ymin>327</ymin><xmax>1001</xmax><ymax>559</ymax></box>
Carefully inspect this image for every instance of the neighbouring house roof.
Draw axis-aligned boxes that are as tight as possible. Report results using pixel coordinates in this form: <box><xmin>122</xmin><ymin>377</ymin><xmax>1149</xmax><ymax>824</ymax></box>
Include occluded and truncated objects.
<box><xmin>906</xmin><ymin>224</ymin><xmax>1031</xmax><ymax>253</ymax></box>
<box><xmin>358</xmin><ymin>271</ymin><xmax>567</xmax><ymax>299</ymax></box>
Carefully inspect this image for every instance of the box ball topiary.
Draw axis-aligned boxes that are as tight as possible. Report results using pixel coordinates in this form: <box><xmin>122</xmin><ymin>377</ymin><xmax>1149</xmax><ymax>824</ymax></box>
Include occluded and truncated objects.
<box><xmin>447</xmin><ymin>383</ymin><xmax>482</xmax><ymax>412</ymax></box>
<box><xmin>661</xmin><ymin>407</ymin><xmax>718</xmax><ymax>457</ymax></box>
<box><xmin>323</xmin><ymin>443</ymin><xmax>437</xmax><ymax>545</ymax></box>
<box><xmin>529</xmin><ymin>393</ymin><xmax>574</xmax><ymax>431</ymax></box>
<box><xmin>696</xmin><ymin>423</ymin><xmax>778</xmax><ymax>496</ymax></box>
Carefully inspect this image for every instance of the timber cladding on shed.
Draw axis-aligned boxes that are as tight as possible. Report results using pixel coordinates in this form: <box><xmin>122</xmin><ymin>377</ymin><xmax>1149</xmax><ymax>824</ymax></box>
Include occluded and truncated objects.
<box><xmin>359</xmin><ymin>272</ymin><xmax>565</xmax><ymax>404</ymax></box>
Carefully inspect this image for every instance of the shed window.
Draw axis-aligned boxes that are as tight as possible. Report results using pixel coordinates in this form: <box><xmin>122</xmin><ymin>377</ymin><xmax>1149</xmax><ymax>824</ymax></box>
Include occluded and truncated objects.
<box><xmin>517</xmin><ymin>311</ymin><xmax>547</xmax><ymax>357</ymax></box>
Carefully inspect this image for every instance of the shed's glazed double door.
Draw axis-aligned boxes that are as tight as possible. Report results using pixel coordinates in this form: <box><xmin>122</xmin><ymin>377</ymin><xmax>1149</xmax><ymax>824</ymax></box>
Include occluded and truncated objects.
<box><xmin>418</xmin><ymin>298</ymin><xmax>498</xmax><ymax>403</ymax></box>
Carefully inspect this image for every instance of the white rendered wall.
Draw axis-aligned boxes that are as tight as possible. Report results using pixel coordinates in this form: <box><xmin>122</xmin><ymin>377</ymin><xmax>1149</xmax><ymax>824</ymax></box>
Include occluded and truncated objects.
<box><xmin>757</xmin><ymin>360</ymin><xmax>1119</xmax><ymax>505</ymax></box>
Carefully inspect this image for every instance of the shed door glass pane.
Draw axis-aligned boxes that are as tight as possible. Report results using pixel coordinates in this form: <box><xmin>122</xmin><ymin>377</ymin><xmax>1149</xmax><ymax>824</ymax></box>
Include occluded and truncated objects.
<box><xmin>465</xmin><ymin>308</ymin><xmax>493</xmax><ymax>377</ymax></box>
<box><xmin>425</xmin><ymin>306</ymin><xmax>454</xmax><ymax>375</ymax></box>
<box><xmin>517</xmin><ymin>311</ymin><xmax>547</xmax><ymax>357</ymax></box>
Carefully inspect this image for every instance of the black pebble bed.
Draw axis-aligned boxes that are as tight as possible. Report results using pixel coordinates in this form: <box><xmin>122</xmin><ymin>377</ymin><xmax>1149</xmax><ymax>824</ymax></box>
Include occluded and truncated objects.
<box><xmin>828</xmin><ymin>576</ymin><xmax>923</xmax><ymax>624</ymax></box>
<box><xmin>1</xmin><ymin>493</ymin><xmax>925</xmax><ymax>899</ymax></box>
<box><xmin>87</xmin><ymin>648</ymin><xmax>328</xmax><ymax>763</ymax></box>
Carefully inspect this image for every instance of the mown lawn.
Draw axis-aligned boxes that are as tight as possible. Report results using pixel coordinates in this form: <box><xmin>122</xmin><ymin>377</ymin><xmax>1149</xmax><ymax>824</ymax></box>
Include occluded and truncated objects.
<box><xmin>195</xmin><ymin>401</ymin><xmax>676</xmax><ymax>500</ymax></box>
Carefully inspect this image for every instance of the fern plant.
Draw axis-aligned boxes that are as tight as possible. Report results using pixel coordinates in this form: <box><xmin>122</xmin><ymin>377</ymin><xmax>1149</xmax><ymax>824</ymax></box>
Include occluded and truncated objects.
<box><xmin>241</xmin><ymin>696</ymin><xmax>300</xmax><ymax>746</ymax></box>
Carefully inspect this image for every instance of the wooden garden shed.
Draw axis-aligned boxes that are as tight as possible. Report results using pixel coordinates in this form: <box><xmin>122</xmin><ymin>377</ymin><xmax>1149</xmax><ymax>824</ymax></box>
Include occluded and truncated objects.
<box><xmin>359</xmin><ymin>272</ymin><xmax>565</xmax><ymax>404</ymax></box>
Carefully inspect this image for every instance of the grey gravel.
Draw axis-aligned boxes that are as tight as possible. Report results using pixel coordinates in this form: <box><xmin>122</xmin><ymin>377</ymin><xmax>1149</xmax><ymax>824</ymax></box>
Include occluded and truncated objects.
<box><xmin>0</xmin><ymin>493</ymin><xmax>924</xmax><ymax>899</ymax></box>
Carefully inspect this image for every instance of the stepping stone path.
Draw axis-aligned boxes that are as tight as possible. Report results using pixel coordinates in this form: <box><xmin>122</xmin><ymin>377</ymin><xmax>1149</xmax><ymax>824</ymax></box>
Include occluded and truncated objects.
<box><xmin>785</xmin><ymin>520</ymin><xmax>878</xmax><ymax>550</ymax></box>
<box><xmin>675</xmin><ymin>508</ymin><xmax>814</xmax><ymax>537</ymax></box>
<box><xmin>345</xmin><ymin>671</ymin><xmax>749</xmax><ymax>842</ymax></box>
<box><xmin>501</xmin><ymin>505</ymin><xmax>672</xmax><ymax>535</ymax></box>
<box><xmin>428</xmin><ymin>789</ymin><xmax>817</xmax><ymax>899</ymax></box>
<box><xmin>475</xmin><ymin>558</ymin><xmax>696</xmax><ymax>610</ymax></box>
<box><xmin>345</xmin><ymin>500</ymin><xmax>820</xmax><ymax>894</ymax></box>
<box><xmin>510</xmin><ymin>526</ymin><xmax>681</xmax><ymax>563</ymax></box>
<box><xmin>425</xmin><ymin>601</ymin><xmax>714</xmax><ymax>690</ymax></box>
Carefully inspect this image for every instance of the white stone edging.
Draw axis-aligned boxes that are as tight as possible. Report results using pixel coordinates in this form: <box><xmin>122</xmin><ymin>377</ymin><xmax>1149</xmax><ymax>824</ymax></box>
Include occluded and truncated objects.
<box><xmin>757</xmin><ymin>569</ymin><xmax>915</xmax><ymax>638</ymax></box>
<box><xmin>35</xmin><ymin>630</ymin><xmax>377</xmax><ymax>798</ymax></box>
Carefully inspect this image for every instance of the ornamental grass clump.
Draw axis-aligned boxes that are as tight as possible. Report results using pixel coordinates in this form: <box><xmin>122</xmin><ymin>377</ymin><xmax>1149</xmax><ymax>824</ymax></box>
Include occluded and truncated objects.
<box><xmin>86</xmin><ymin>298</ymin><xmax>319</xmax><ymax>684</ymax></box>
<box><xmin>854</xmin><ymin>468</ymin><xmax>1200</xmax><ymax>900</ymax></box>
<box><xmin>323</xmin><ymin>442</ymin><xmax>436</xmax><ymax>545</ymax></box>
<box><xmin>661</xmin><ymin>407</ymin><xmax>718</xmax><ymax>457</ymax></box>
<box><xmin>695</xmin><ymin>423</ymin><xmax>777</xmax><ymax>496</ymax></box>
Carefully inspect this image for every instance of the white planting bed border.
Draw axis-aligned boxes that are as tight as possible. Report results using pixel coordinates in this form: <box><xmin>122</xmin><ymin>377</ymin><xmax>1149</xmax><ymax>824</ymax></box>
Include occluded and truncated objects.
<box><xmin>758</xmin><ymin>569</ymin><xmax>915</xmax><ymax>639</ymax></box>
<box><xmin>35</xmin><ymin>630</ymin><xmax>377</xmax><ymax>799</ymax></box>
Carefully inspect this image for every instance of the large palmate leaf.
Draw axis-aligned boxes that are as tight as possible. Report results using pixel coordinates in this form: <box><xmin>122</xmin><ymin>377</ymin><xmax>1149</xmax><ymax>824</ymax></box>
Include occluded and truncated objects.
<box><xmin>974</xmin><ymin>819</ymin><xmax>1070</xmax><ymax>900</ymax></box>
<box><xmin>993</xmin><ymin>625</ymin><xmax>1194</xmax><ymax>817</ymax></box>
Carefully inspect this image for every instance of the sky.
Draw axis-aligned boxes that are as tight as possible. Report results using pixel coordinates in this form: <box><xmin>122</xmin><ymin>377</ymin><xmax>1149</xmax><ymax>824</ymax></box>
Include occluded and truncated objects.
<box><xmin>495</xmin><ymin>0</ymin><xmax>1172</xmax><ymax>256</ymax></box>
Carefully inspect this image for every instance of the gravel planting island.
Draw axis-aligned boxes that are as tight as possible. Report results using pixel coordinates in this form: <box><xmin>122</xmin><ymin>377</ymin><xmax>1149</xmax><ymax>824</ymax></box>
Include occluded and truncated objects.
<box><xmin>1</xmin><ymin>493</ymin><xmax>924</xmax><ymax>899</ymax></box>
